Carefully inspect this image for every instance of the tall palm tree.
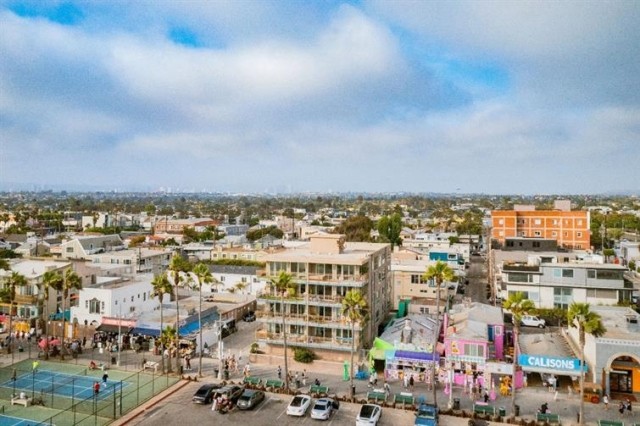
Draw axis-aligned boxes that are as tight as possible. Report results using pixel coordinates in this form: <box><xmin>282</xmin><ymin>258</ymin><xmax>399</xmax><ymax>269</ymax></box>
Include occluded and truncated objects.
<box><xmin>341</xmin><ymin>289</ymin><xmax>369</xmax><ymax>399</ymax></box>
<box><xmin>52</xmin><ymin>268</ymin><xmax>82</xmax><ymax>360</ymax></box>
<box><xmin>41</xmin><ymin>270</ymin><xmax>63</xmax><ymax>359</ymax></box>
<box><xmin>191</xmin><ymin>263</ymin><xmax>213</xmax><ymax>377</ymax></box>
<box><xmin>423</xmin><ymin>261</ymin><xmax>455</xmax><ymax>408</ymax></box>
<box><xmin>268</xmin><ymin>271</ymin><xmax>296</xmax><ymax>392</ymax></box>
<box><xmin>151</xmin><ymin>273</ymin><xmax>173</xmax><ymax>373</ymax></box>
<box><xmin>168</xmin><ymin>254</ymin><xmax>192</xmax><ymax>371</ymax></box>
<box><xmin>567</xmin><ymin>303</ymin><xmax>606</xmax><ymax>426</ymax></box>
<box><xmin>502</xmin><ymin>292</ymin><xmax>535</xmax><ymax>416</ymax></box>
<box><xmin>5</xmin><ymin>271</ymin><xmax>27</xmax><ymax>355</ymax></box>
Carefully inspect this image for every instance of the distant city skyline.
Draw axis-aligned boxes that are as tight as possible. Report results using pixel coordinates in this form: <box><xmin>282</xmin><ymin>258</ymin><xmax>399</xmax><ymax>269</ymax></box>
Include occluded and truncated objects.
<box><xmin>1</xmin><ymin>1</ymin><xmax>639</xmax><ymax>194</ymax></box>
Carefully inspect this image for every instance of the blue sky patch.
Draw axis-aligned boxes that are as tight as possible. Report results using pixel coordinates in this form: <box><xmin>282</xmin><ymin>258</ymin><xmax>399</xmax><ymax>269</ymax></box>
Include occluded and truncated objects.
<box><xmin>9</xmin><ymin>1</ymin><xmax>83</xmax><ymax>25</ymax></box>
<box><xmin>169</xmin><ymin>27</ymin><xmax>202</xmax><ymax>48</ymax></box>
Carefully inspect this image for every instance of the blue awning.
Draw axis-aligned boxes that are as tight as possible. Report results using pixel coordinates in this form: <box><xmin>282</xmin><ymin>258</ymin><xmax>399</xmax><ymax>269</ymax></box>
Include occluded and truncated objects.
<box><xmin>131</xmin><ymin>327</ymin><xmax>161</xmax><ymax>337</ymax></box>
<box><xmin>394</xmin><ymin>350</ymin><xmax>439</xmax><ymax>362</ymax></box>
<box><xmin>179</xmin><ymin>322</ymin><xmax>200</xmax><ymax>335</ymax></box>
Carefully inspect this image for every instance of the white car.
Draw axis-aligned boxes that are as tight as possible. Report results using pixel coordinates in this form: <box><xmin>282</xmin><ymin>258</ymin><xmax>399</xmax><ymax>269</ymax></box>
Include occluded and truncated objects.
<box><xmin>521</xmin><ymin>315</ymin><xmax>546</xmax><ymax>328</ymax></box>
<box><xmin>286</xmin><ymin>395</ymin><xmax>311</xmax><ymax>417</ymax></box>
<box><xmin>310</xmin><ymin>398</ymin><xmax>339</xmax><ymax>420</ymax></box>
<box><xmin>356</xmin><ymin>404</ymin><xmax>382</xmax><ymax>425</ymax></box>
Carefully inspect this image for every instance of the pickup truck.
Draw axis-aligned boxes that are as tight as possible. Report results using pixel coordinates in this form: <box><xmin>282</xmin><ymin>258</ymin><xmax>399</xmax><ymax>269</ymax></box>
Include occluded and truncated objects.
<box><xmin>415</xmin><ymin>404</ymin><xmax>438</xmax><ymax>426</ymax></box>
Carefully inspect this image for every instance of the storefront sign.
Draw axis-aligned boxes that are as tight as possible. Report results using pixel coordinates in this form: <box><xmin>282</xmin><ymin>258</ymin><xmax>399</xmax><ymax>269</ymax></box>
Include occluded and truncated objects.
<box><xmin>518</xmin><ymin>354</ymin><xmax>587</xmax><ymax>372</ymax></box>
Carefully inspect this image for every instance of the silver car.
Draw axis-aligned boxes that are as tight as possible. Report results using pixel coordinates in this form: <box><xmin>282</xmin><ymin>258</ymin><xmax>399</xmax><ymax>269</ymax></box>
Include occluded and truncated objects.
<box><xmin>310</xmin><ymin>398</ymin><xmax>339</xmax><ymax>420</ymax></box>
<box><xmin>237</xmin><ymin>389</ymin><xmax>265</xmax><ymax>410</ymax></box>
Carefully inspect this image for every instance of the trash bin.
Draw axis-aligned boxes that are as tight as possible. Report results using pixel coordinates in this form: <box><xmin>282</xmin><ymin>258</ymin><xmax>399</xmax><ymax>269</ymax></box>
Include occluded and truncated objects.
<box><xmin>514</xmin><ymin>405</ymin><xmax>520</xmax><ymax>416</ymax></box>
<box><xmin>453</xmin><ymin>398</ymin><xmax>460</xmax><ymax>410</ymax></box>
<box><xmin>499</xmin><ymin>407</ymin><xmax>506</xmax><ymax>417</ymax></box>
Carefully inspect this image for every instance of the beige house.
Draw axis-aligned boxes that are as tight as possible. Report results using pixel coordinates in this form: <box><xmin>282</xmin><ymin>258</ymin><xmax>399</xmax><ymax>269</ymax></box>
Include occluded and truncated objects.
<box><xmin>256</xmin><ymin>234</ymin><xmax>391</xmax><ymax>361</ymax></box>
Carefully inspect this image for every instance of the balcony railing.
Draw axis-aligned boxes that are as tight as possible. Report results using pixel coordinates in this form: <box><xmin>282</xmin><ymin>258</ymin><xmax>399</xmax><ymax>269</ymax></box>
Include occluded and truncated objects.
<box><xmin>502</xmin><ymin>264</ymin><xmax>541</xmax><ymax>272</ymax></box>
<box><xmin>255</xmin><ymin>330</ymin><xmax>354</xmax><ymax>351</ymax></box>
<box><xmin>256</xmin><ymin>312</ymin><xmax>359</xmax><ymax>328</ymax></box>
<box><xmin>14</xmin><ymin>295</ymin><xmax>37</xmax><ymax>305</ymax></box>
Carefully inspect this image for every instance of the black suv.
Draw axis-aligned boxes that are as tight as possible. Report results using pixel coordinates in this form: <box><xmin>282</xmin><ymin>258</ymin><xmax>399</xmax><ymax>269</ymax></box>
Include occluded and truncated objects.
<box><xmin>192</xmin><ymin>383</ymin><xmax>222</xmax><ymax>404</ymax></box>
<box><xmin>212</xmin><ymin>385</ymin><xmax>244</xmax><ymax>403</ymax></box>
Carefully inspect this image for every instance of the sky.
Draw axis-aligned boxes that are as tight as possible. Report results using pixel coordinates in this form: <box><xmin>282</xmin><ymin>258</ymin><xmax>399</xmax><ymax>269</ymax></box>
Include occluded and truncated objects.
<box><xmin>0</xmin><ymin>1</ymin><xmax>639</xmax><ymax>195</ymax></box>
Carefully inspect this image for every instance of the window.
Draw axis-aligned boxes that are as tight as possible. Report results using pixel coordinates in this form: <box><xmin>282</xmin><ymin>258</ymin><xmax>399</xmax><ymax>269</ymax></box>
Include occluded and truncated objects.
<box><xmin>507</xmin><ymin>273</ymin><xmax>531</xmax><ymax>283</ymax></box>
<box><xmin>562</xmin><ymin>269</ymin><xmax>574</xmax><ymax>278</ymax></box>
<box><xmin>143</xmin><ymin>293</ymin><xmax>146</xmax><ymax>301</ymax></box>
<box><xmin>131</xmin><ymin>296</ymin><xmax>134</xmax><ymax>302</ymax></box>
<box><xmin>577</xmin><ymin>232</ymin><xmax>582</xmax><ymax>237</ymax></box>
<box><xmin>499</xmin><ymin>231</ymin><xmax>504</xmax><ymax>236</ymax></box>
<box><xmin>463</xmin><ymin>344</ymin><xmax>485</xmax><ymax>357</ymax></box>
<box><xmin>89</xmin><ymin>299</ymin><xmax>100</xmax><ymax>314</ymax></box>
<box><xmin>552</xmin><ymin>231</ymin><xmax>557</xmax><ymax>237</ymax></box>
<box><xmin>533</xmin><ymin>241</ymin><xmax>541</xmax><ymax>248</ymax></box>
<box><xmin>220</xmin><ymin>276</ymin><xmax>225</xmax><ymax>282</ymax></box>
<box><xmin>66</xmin><ymin>247</ymin><xmax>74</xmax><ymax>253</ymax></box>
<box><xmin>498</xmin><ymin>219</ymin><xmax>504</xmax><ymax>225</ymax></box>
<box><xmin>534</xmin><ymin>231</ymin><xmax>542</xmax><ymax>237</ymax></box>
<box><xmin>586</xmin><ymin>289</ymin><xmax>616</xmax><ymax>299</ymax></box>
<box><xmin>534</xmin><ymin>219</ymin><xmax>541</xmax><ymax>225</ymax></box>
<box><xmin>506</xmin><ymin>241</ymin><xmax>514</xmax><ymax>247</ymax></box>
<box><xmin>553</xmin><ymin>287</ymin><xmax>573</xmax><ymax>309</ymax></box>
<box><xmin>411</xmin><ymin>274</ymin><xmax>427</xmax><ymax>284</ymax></box>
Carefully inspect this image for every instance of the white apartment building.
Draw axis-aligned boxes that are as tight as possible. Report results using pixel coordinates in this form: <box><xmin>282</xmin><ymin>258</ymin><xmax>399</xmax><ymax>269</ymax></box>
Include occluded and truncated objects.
<box><xmin>256</xmin><ymin>234</ymin><xmax>391</xmax><ymax>360</ymax></box>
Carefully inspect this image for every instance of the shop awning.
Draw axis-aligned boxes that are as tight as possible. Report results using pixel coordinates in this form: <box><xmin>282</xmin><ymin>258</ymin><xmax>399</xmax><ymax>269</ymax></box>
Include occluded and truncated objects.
<box><xmin>394</xmin><ymin>350</ymin><xmax>439</xmax><ymax>362</ymax></box>
<box><xmin>131</xmin><ymin>327</ymin><xmax>161</xmax><ymax>337</ymax></box>
<box><xmin>95</xmin><ymin>324</ymin><xmax>133</xmax><ymax>334</ymax></box>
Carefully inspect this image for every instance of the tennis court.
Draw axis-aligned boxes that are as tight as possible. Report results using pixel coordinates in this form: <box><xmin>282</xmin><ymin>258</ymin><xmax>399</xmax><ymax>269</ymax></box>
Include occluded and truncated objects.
<box><xmin>0</xmin><ymin>412</ymin><xmax>51</xmax><ymax>426</ymax></box>
<box><xmin>0</xmin><ymin>370</ymin><xmax>130</xmax><ymax>401</ymax></box>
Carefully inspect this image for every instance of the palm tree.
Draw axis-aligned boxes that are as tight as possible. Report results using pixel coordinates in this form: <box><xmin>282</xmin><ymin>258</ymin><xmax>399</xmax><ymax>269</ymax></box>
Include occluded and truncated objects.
<box><xmin>51</xmin><ymin>268</ymin><xmax>82</xmax><ymax>360</ymax></box>
<box><xmin>168</xmin><ymin>254</ymin><xmax>192</xmax><ymax>371</ymax></box>
<box><xmin>567</xmin><ymin>303</ymin><xmax>606</xmax><ymax>426</ymax></box>
<box><xmin>502</xmin><ymin>292</ymin><xmax>535</xmax><ymax>416</ymax></box>
<box><xmin>341</xmin><ymin>289</ymin><xmax>369</xmax><ymax>399</ymax></box>
<box><xmin>41</xmin><ymin>270</ymin><xmax>63</xmax><ymax>359</ymax></box>
<box><xmin>160</xmin><ymin>325</ymin><xmax>177</xmax><ymax>374</ymax></box>
<box><xmin>151</xmin><ymin>273</ymin><xmax>173</xmax><ymax>373</ymax></box>
<box><xmin>4</xmin><ymin>271</ymin><xmax>27</xmax><ymax>355</ymax></box>
<box><xmin>268</xmin><ymin>271</ymin><xmax>296</xmax><ymax>392</ymax></box>
<box><xmin>423</xmin><ymin>261</ymin><xmax>455</xmax><ymax>408</ymax></box>
<box><xmin>191</xmin><ymin>263</ymin><xmax>213</xmax><ymax>377</ymax></box>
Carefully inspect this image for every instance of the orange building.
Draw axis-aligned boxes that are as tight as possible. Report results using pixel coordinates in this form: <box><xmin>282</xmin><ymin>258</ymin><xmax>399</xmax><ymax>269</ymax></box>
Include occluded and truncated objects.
<box><xmin>491</xmin><ymin>207</ymin><xmax>590</xmax><ymax>250</ymax></box>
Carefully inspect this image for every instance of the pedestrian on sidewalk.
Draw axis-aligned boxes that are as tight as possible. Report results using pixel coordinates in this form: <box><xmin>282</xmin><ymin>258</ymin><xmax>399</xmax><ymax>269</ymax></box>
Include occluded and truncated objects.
<box><xmin>625</xmin><ymin>399</ymin><xmax>632</xmax><ymax>416</ymax></box>
<box><xmin>409</xmin><ymin>375</ymin><xmax>415</xmax><ymax>392</ymax></box>
<box><xmin>603</xmin><ymin>394</ymin><xmax>609</xmax><ymax>410</ymax></box>
<box><xmin>384</xmin><ymin>381</ymin><xmax>390</xmax><ymax>399</ymax></box>
<box><xmin>185</xmin><ymin>355</ymin><xmax>192</xmax><ymax>370</ymax></box>
<box><xmin>302</xmin><ymin>370</ymin><xmax>307</xmax><ymax>386</ymax></box>
<box><xmin>619</xmin><ymin>401</ymin><xmax>625</xmax><ymax>417</ymax></box>
<box><xmin>277</xmin><ymin>366</ymin><xmax>282</xmax><ymax>380</ymax></box>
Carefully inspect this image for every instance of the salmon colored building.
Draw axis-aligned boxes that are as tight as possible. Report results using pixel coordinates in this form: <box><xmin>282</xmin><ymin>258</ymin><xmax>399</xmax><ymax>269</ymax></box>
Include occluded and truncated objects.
<box><xmin>491</xmin><ymin>207</ymin><xmax>590</xmax><ymax>250</ymax></box>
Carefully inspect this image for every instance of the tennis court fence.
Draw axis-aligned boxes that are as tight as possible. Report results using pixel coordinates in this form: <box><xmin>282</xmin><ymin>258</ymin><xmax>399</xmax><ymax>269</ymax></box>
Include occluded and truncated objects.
<box><xmin>0</xmin><ymin>362</ymin><xmax>179</xmax><ymax>425</ymax></box>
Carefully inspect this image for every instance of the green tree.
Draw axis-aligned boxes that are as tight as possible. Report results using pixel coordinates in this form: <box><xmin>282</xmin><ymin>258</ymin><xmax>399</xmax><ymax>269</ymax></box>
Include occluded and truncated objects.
<box><xmin>151</xmin><ymin>273</ymin><xmax>173</xmax><ymax>373</ymax></box>
<box><xmin>41</xmin><ymin>270</ymin><xmax>63</xmax><ymax>359</ymax></box>
<box><xmin>333</xmin><ymin>215</ymin><xmax>373</xmax><ymax>242</ymax></box>
<box><xmin>52</xmin><ymin>269</ymin><xmax>82</xmax><ymax>360</ymax></box>
<box><xmin>423</xmin><ymin>261</ymin><xmax>455</xmax><ymax>408</ymax></box>
<box><xmin>160</xmin><ymin>325</ymin><xmax>177</xmax><ymax>374</ymax></box>
<box><xmin>4</xmin><ymin>271</ymin><xmax>27</xmax><ymax>354</ymax></box>
<box><xmin>168</xmin><ymin>254</ymin><xmax>192</xmax><ymax>371</ymax></box>
<box><xmin>567</xmin><ymin>303</ymin><xmax>606</xmax><ymax>426</ymax></box>
<box><xmin>502</xmin><ymin>292</ymin><xmax>536</xmax><ymax>416</ymax></box>
<box><xmin>268</xmin><ymin>271</ymin><xmax>296</xmax><ymax>392</ymax></box>
<box><xmin>191</xmin><ymin>263</ymin><xmax>214</xmax><ymax>377</ymax></box>
<box><xmin>341</xmin><ymin>289</ymin><xmax>369</xmax><ymax>398</ymax></box>
<box><xmin>377</xmin><ymin>213</ymin><xmax>402</xmax><ymax>247</ymax></box>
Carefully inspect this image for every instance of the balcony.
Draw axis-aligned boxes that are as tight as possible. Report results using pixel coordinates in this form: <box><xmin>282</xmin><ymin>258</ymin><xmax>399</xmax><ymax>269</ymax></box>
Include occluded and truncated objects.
<box><xmin>502</xmin><ymin>264</ymin><xmax>541</xmax><ymax>273</ymax></box>
<box><xmin>256</xmin><ymin>311</ymin><xmax>357</xmax><ymax>328</ymax></box>
<box><xmin>14</xmin><ymin>295</ymin><xmax>37</xmax><ymax>305</ymax></box>
<box><xmin>255</xmin><ymin>330</ymin><xmax>354</xmax><ymax>352</ymax></box>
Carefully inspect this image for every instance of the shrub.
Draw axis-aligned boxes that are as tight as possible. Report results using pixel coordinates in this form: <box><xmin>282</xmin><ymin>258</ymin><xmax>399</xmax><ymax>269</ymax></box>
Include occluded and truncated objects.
<box><xmin>292</xmin><ymin>347</ymin><xmax>317</xmax><ymax>363</ymax></box>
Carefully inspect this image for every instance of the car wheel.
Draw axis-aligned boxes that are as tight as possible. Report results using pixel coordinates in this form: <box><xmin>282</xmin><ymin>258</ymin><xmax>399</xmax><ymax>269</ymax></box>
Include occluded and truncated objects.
<box><xmin>538</xmin><ymin>324</ymin><xmax>545</xmax><ymax>328</ymax></box>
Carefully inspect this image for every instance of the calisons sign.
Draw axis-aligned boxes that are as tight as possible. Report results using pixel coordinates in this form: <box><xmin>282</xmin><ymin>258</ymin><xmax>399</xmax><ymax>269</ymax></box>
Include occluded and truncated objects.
<box><xmin>518</xmin><ymin>354</ymin><xmax>587</xmax><ymax>372</ymax></box>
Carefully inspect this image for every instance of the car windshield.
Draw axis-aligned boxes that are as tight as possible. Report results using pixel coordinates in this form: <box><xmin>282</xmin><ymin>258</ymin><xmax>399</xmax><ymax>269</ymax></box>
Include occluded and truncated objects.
<box><xmin>239</xmin><ymin>395</ymin><xmax>251</xmax><ymax>401</ymax></box>
<box><xmin>360</xmin><ymin>405</ymin><xmax>377</xmax><ymax>418</ymax></box>
<box><xmin>195</xmin><ymin>388</ymin><xmax>209</xmax><ymax>396</ymax></box>
<box><xmin>417</xmin><ymin>410</ymin><xmax>435</xmax><ymax>418</ymax></box>
<box><xmin>291</xmin><ymin>397</ymin><xmax>306</xmax><ymax>406</ymax></box>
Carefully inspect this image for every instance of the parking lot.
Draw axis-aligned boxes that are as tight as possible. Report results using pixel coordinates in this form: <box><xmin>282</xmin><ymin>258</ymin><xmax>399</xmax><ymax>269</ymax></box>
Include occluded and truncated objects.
<box><xmin>129</xmin><ymin>381</ymin><xmax>426</xmax><ymax>426</ymax></box>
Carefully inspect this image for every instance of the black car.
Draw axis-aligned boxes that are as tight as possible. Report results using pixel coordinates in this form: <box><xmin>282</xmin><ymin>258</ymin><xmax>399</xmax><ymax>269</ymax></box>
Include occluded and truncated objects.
<box><xmin>243</xmin><ymin>311</ymin><xmax>256</xmax><ymax>322</ymax></box>
<box><xmin>237</xmin><ymin>389</ymin><xmax>265</xmax><ymax>410</ymax></box>
<box><xmin>192</xmin><ymin>383</ymin><xmax>222</xmax><ymax>404</ymax></box>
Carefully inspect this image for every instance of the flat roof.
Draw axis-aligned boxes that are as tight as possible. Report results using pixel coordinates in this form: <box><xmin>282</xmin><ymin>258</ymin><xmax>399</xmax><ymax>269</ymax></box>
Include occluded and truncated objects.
<box><xmin>263</xmin><ymin>241</ymin><xmax>387</xmax><ymax>264</ymax></box>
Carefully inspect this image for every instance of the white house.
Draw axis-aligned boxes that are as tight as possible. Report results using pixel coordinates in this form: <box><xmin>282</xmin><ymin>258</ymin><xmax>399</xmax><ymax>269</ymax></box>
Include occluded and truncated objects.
<box><xmin>207</xmin><ymin>265</ymin><xmax>266</xmax><ymax>295</ymax></box>
<box><xmin>70</xmin><ymin>273</ymin><xmax>165</xmax><ymax>328</ymax></box>
<box><xmin>60</xmin><ymin>235</ymin><xmax>125</xmax><ymax>260</ymax></box>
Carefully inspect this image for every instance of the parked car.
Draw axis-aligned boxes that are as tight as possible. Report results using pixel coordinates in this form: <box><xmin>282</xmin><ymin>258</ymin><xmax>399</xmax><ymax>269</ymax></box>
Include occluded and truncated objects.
<box><xmin>286</xmin><ymin>395</ymin><xmax>311</xmax><ymax>417</ymax></box>
<box><xmin>356</xmin><ymin>404</ymin><xmax>382</xmax><ymax>426</ymax></box>
<box><xmin>192</xmin><ymin>383</ymin><xmax>221</xmax><ymax>404</ymax></box>
<box><xmin>237</xmin><ymin>389</ymin><xmax>265</xmax><ymax>410</ymax></box>
<box><xmin>212</xmin><ymin>385</ymin><xmax>244</xmax><ymax>404</ymax></box>
<box><xmin>414</xmin><ymin>403</ymin><xmax>438</xmax><ymax>426</ymax></box>
<box><xmin>521</xmin><ymin>315</ymin><xmax>546</xmax><ymax>328</ymax></box>
<box><xmin>310</xmin><ymin>397</ymin><xmax>339</xmax><ymax>420</ymax></box>
<box><xmin>243</xmin><ymin>311</ymin><xmax>256</xmax><ymax>322</ymax></box>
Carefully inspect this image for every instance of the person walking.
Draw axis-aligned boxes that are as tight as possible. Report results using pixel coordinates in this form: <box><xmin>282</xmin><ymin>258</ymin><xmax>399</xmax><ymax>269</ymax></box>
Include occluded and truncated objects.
<box><xmin>603</xmin><ymin>394</ymin><xmax>609</xmax><ymax>410</ymax></box>
<box><xmin>619</xmin><ymin>401</ymin><xmax>625</xmax><ymax>417</ymax></box>
<box><xmin>185</xmin><ymin>355</ymin><xmax>191</xmax><ymax>370</ymax></box>
<box><xmin>625</xmin><ymin>399</ymin><xmax>632</xmax><ymax>416</ymax></box>
<box><xmin>277</xmin><ymin>366</ymin><xmax>282</xmax><ymax>380</ymax></box>
<box><xmin>384</xmin><ymin>381</ymin><xmax>391</xmax><ymax>399</ymax></box>
<box><xmin>409</xmin><ymin>375</ymin><xmax>415</xmax><ymax>392</ymax></box>
<box><xmin>93</xmin><ymin>381</ymin><xmax>100</xmax><ymax>396</ymax></box>
<box><xmin>32</xmin><ymin>360</ymin><xmax>39</xmax><ymax>374</ymax></box>
<box><xmin>102</xmin><ymin>372</ymin><xmax>109</xmax><ymax>387</ymax></box>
